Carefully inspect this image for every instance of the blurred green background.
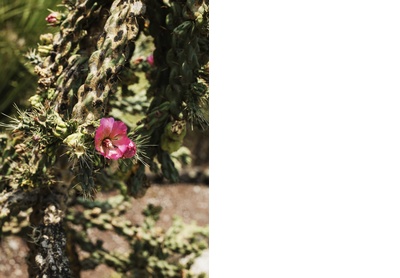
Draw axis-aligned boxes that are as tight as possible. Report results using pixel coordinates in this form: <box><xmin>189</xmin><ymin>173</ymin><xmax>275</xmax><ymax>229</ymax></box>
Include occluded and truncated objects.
<box><xmin>0</xmin><ymin>0</ymin><xmax>60</xmax><ymax>116</ymax></box>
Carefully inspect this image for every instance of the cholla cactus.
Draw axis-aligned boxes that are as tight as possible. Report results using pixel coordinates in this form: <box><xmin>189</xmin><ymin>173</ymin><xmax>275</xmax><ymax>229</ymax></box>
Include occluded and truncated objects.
<box><xmin>0</xmin><ymin>0</ymin><xmax>209</xmax><ymax>277</ymax></box>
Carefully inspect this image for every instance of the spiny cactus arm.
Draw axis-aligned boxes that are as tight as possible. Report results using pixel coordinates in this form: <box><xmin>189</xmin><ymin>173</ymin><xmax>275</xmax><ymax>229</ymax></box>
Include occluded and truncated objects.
<box><xmin>34</xmin><ymin>0</ymin><xmax>110</xmax><ymax>112</ymax></box>
<box><xmin>147</xmin><ymin>0</ymin><xmax>209</xmax><ymax>123</ymax></box>
<box><xmin>0</xmin><ymin>110</ymin><xmax>74</xmax><ymax>275</ymax></box>
<box><xmin>126</xmin><ymin>0</ymin><xmax>209</xmax><ymax>183</ymax></box>
<box><xmin>70</xmin><ymin>0</ymin><xmax>142</xmax><ymax>123</ymax></box>
<box><xmin>27</xmin><ymin>203</ymin><xmax>71</xmax><ymax>278</ymax></box>
<box><xmin>49</xmin><ymin>0</ymin><xmax>145</xmax><ymax>199</ymax></box>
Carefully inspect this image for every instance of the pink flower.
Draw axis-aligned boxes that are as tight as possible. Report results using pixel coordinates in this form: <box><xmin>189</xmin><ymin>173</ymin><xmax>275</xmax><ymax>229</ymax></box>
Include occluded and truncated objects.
<box><xmin>95</xmin><ymin>117</ymin><xmax>137</xmax><ymax>160</ymax></box>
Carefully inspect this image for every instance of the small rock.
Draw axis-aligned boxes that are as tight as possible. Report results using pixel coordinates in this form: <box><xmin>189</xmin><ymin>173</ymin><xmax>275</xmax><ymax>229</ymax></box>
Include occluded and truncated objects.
<box><xmin>191</xmin><ymin>249</ymin><xmax>209</xmax><ymax>275</ymax></box>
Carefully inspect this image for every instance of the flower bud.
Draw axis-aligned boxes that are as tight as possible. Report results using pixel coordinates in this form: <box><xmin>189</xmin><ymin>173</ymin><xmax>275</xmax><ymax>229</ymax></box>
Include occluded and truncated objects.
<box><xmin>39</xmin><ymin>33</ymin><xmax>54</xmax><ymax>45</ymax></box>
<box><xmin>45</xmin><ymin>12</ymin><xmax>62</xmax><ymax>26</ymax></box>
<box><xmin>146</xmin><ymin>54</ymin><xmax>154</xmax><ymax>66</ymax></box>
<box><xmin>63</xmin><ymin>132</ymin><xmax>86</xmax><ymax>158</ymax></box>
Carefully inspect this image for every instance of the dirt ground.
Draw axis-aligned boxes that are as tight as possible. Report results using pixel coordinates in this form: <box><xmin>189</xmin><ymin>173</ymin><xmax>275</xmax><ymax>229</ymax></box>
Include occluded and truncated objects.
<box><xmin>0</xmin><ymin>182</ymin><xmax>209</xmax><ymax>277</ymax></box>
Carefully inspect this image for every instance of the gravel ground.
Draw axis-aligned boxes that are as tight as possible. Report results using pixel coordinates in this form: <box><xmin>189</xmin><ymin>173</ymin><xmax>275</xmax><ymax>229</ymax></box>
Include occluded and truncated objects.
<box><xmin>0</xmin><ymin>183</ymin><xmax>209</xmax><ymax>277</ymax></box>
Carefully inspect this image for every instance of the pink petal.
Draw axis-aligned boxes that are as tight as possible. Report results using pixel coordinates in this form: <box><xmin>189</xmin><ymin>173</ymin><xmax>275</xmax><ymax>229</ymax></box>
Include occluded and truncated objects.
<box><xmin>115</xmin><ymin>137</ymin><xmax>132</xmax><ymax>155</ymax></box>
<box><xmin>112</xmin><ymin>134</ymin><xmax>131</xmax><ymax>146</ymax></box>
<box><xmin>96</xmin><ymin>143</ymin><xmax>105</xmax><ymax>155</ymax></box>
<box><xmin>116</xmin><ymin>144</ymin><xmax>128</xmax><ymax>155</ymax></box>
<box><xmin>94</xmin><ymin>135</ymin><xmax>104</xmax><ymax>153</ymax></box>
<box><xmin>109</xmin><ymin>120</ymin><xmax>128</xmax><ymax>139</ymax></box>
<box><xmin>95</xmin><ymin>118</ymin><xmax>115</xmax><ymax>151</ymax></box>
<box><xmin>99</xmin><ymin>118</ymin><xmax>115</xmax><ymax>137</ymax></box>
<box><xmin>122</xmin><ymin>140</ymin><xmax>137</xmax><ymax>158</ymax></box>
<box><xmin>104</xmin><ymin>146</ymin><xmax>123</xmax><ymax>160</ymax></box>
